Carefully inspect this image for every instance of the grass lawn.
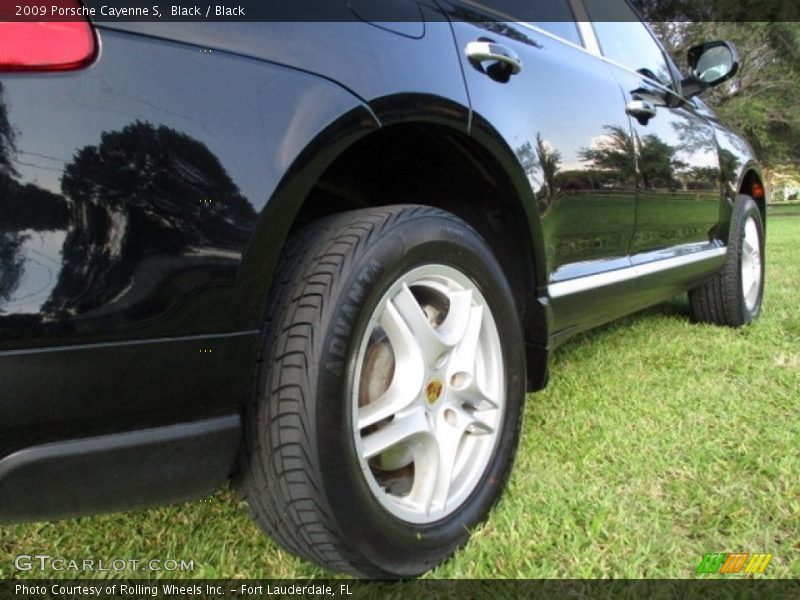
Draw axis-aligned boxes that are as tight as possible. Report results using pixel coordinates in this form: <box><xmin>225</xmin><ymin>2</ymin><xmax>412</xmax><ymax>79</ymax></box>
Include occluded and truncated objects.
<box><xmin>1</xmin><ymin>216</ymin><xmax>797</xmax><ymax>580</ymax></box>
<box><xmin>768</xmin><ymin>203</ymin><xmax>800</xmax><ymax>217</ymax></box>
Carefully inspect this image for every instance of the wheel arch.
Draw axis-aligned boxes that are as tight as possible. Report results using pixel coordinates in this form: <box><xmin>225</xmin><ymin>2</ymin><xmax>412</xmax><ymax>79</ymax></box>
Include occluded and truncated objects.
<box><xmin>237</xmin><ymin>96</ymin><xmax>550</xmax><ymax>391</ymax></box>
<box><xmin>738</xmin><ymin>164</ymin><xmax>767</xmax><ymax>227</ymax></box>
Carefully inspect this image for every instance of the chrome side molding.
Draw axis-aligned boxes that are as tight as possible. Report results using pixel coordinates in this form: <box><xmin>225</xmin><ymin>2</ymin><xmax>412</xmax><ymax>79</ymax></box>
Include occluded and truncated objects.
<box><xmin>549</xmin><ymin>247</ymin><xmax>727</xmax><ymax>298</ymax></box>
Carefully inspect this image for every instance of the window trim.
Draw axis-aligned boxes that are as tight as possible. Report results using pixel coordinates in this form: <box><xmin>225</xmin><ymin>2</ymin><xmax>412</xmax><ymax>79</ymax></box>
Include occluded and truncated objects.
<box><xmin>572</xmin><ymin>0</ymin><xmax>683</xmax><ymax>90</ymax></box>
<box><xmin>568</xmin><ymin>0</ymin><xmax>601</xmax><ymax>54</ymax></box>
<box><xmin>575</xmin><ymin>0</ymin><xmax>684</xmax><ymax>101</ymax></box>
<box><xmin>457</xmin><ymin>0</ymin><xmax>586</xmax><ymax>49</ymax></box>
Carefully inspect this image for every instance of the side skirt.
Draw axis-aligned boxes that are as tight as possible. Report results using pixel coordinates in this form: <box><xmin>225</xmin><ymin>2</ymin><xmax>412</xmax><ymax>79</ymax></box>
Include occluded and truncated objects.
<box><xmin>548</xmin><ymin>246</ymin><xmax>727</xmax><ymax>347</ymax></box>
<box><xmin>0</xmin><ymin>415</ymin><xmax>240</xmax><ymax>523</ymax></box>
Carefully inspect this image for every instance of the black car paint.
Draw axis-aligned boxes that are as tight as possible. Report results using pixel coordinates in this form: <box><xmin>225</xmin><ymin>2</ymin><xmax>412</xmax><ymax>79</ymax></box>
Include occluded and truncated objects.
<box><xmin>0</xmin><ymin>8</ymin><xmax>762</xmax><ymax>521</ymax></box>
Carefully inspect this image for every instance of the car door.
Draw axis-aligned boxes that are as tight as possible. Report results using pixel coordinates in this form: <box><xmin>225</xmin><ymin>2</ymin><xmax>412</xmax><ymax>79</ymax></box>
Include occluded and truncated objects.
<box><xmin>582</xmin><ymin>0</ymin><xmax>726</xmax><ymax>296</ymax></box>
<box><xmin>436</xmin><ymin>0</ymin><xmax>639</xmax><ymax>336</ymax></box>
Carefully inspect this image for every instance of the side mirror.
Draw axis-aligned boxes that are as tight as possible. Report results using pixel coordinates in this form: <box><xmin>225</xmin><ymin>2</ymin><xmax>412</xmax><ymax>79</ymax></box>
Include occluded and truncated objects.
<box><xmin>680</xmin><ymin>41</ymin><xmax>740</xmax><ymax>98</ymax></box>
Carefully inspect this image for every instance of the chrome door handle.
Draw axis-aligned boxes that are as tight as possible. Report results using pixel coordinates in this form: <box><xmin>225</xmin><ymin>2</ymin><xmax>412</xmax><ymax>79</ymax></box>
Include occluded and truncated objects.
<box><xmin>626</xmin><ymin>99</ymin><xmax>657</xmax><ymax>122</ymax></box>
<box><xmin>465</xmin><ymin>41</ymin><xmax>522</xmax><ymax>75</ymax></box>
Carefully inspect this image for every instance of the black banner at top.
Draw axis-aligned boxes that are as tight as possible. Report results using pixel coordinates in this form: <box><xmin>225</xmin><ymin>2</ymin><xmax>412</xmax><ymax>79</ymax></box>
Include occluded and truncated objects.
<box><xmin>1</xmin><ymin>0</ymin><xmax>800</xmax><ymax>23</ymax></box>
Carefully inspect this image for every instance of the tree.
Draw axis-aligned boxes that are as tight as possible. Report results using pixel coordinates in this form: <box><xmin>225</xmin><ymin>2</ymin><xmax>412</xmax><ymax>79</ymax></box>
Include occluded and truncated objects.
<box><xmin>638</xmin><ymin>133</ymin><xmax>683</xmax><ymax>189</ymax></box>
<box><xmin>579</xmin><ymin>125</ymin><xmax>637</xmax><ymax>185</ymax></box>
<box><xmin>0</xmin><ymin>83</ymin><xmax>15</xmax><ymax>179</ymax></box>
<box><xmin>536</xmin><ymin>133</ymin><xmax>562</xmax><ymax>205</ymax></box>
<box><xmin>633</xmin><ymin>0</ymin><xmax>800</xmax><ymax>24</ymax></box>
<box><xmin>650</xmin><ymin>21</ymin><xmax>800</xmax><ymax>172</ymax></box>
<box><xmin>45</xmin><ymin>121</ymin><xmax>258</xmax><ymax>316</ymax></box>
<box><xmin>516</xmin><ymin>134</ymin><xmax>564</xmax><ymax>210</ymax></box>
<box><xmin>0</xmin><ymin>83</ymin><xmax>23</xmax><ymax>307</ymax></box>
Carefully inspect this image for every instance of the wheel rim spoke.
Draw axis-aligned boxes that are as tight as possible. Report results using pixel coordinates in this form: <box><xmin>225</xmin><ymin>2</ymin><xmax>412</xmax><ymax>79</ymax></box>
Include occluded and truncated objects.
<box><xmin>428</xmin><ymin>404</ymin><xmax>494</xmax><ymax>512</ymax></box>
<box><xmin>391</xmin><ymin>283</ymin><xmax>450</xmax><ymax>363</ymax></box>
<box><xmin>746</xmin><ymin>279</ymin><xmax>759</xmax><ymax>303</ymax></box>
<box><xmin>427</xmin><ymin>422</ymin><xmax>461</xmax><ymax>513</ymax></box>
<box><xmin>360</xmin><ymin>407</ymin><xmax>430</xmax><ymax>459</ymax></box>
<box><xmin>436</xmin><ymin>289</ymin><xmax>474</xmax><ymax>346</ymax></box>
<box><xmin>358</xmin><ymin>302</ymin><xmax>426</xmax><ymax>430</ymax></box>
<box><xmin>447</xmin><ymin>304</ymin><xmax>482</xmax><ymax>378</ymax></box>
<box><xmin>358</xmin><ymin>382</ymin><xmax>418</xmax><ymax>431</ymax></box>
<box><xmin>447</xmin><ymin>304</ymin><xmax>499</xmax><ymax>410</ymax></box>
<box><xmin>380</xmin><ymin>300</ymin><xmax>426</xmax><ymax>380</ymax></box>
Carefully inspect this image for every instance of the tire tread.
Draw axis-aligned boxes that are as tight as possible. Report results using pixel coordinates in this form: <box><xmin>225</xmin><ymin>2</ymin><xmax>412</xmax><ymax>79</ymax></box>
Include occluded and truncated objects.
<box><xmin>234</xmin><ymin>206</ymin><xmax>468</xmax><ymax>576</ymax></box>
<box><xmin>689</xmin><ymin>195</ymin><xmax>764</xmax><ymax>327</ymax></box>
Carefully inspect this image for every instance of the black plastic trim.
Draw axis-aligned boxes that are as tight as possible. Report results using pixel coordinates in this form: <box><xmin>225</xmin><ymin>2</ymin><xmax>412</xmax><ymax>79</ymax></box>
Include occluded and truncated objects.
<box><xmin>0</xmin><ymin>415</ymin><xmax>240</xmax><ymax>523</ymax></box>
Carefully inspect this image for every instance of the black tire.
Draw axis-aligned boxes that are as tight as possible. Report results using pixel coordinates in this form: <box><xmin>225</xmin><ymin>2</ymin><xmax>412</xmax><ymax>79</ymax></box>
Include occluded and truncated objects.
<box><xmin>689</xmin><ymin>194</ymin><xmax>765</xmax><ymax>327</ymax></box>
<box><xmin>234</xmin><ymin>205</ymin><xmax>526</xmax><ymax>577</ymax></box>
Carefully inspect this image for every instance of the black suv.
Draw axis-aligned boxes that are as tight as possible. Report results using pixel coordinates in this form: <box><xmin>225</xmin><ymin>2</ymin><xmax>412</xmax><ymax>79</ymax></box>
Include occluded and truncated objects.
<box><xmin>0</xmin><ymin>0</ymin><xmax>766</xmax><ymax>577</ymax></box>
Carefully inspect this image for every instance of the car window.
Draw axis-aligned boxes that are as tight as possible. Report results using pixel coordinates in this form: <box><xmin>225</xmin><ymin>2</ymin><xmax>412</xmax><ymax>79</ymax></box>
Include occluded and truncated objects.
<box><xmin>583</xmin><ymin>0</ymin><xmax>673</xmax><ymax>87</ymax></box>
<box><xmin>479</xmin><ymin>1</ymin><xmax>582</xmax><ymax>45</ymax></box>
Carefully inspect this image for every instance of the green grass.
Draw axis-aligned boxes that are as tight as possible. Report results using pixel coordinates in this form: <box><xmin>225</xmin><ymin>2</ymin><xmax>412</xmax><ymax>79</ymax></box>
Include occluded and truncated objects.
<box><xmin>1</xmin><ymin>217</ymin><xmax>798</xmax><ymax>580</ymax></box>
<box><xmin>768</xmin><ymin>203</ymin><xmax>800</xmax><ymax>217</ymax></box>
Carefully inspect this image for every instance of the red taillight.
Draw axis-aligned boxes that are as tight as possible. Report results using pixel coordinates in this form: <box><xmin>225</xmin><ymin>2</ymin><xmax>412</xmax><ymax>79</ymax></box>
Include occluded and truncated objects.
<box><xmin>0</xmin><ymin>3</ymin><xmax>96</xmax><ymax>72</ymax></box>
<box><xmin>751</xmin><ymin>181</ymin><xmax>765</xmax><ymax>200</ymax></box>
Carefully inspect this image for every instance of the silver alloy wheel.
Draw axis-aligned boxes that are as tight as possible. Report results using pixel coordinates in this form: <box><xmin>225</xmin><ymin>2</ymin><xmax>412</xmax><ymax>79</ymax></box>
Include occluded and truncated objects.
<box><xmin>741</xmin><ymin>216</ymin><xmax>762</xmax><ymax>311</ymax></box>
<box><xmin>351</xmin><ymin>264</ymin><xmax>504</xmax><ymax>524</ymax></box>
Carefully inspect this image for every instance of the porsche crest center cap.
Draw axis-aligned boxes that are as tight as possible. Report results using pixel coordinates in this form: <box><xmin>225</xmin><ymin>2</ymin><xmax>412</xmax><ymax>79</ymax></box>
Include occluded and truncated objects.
<box><xmin>425</xmin><ymin>379</ymin><xmax>444</xmax><ymax>406</ymax></box>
